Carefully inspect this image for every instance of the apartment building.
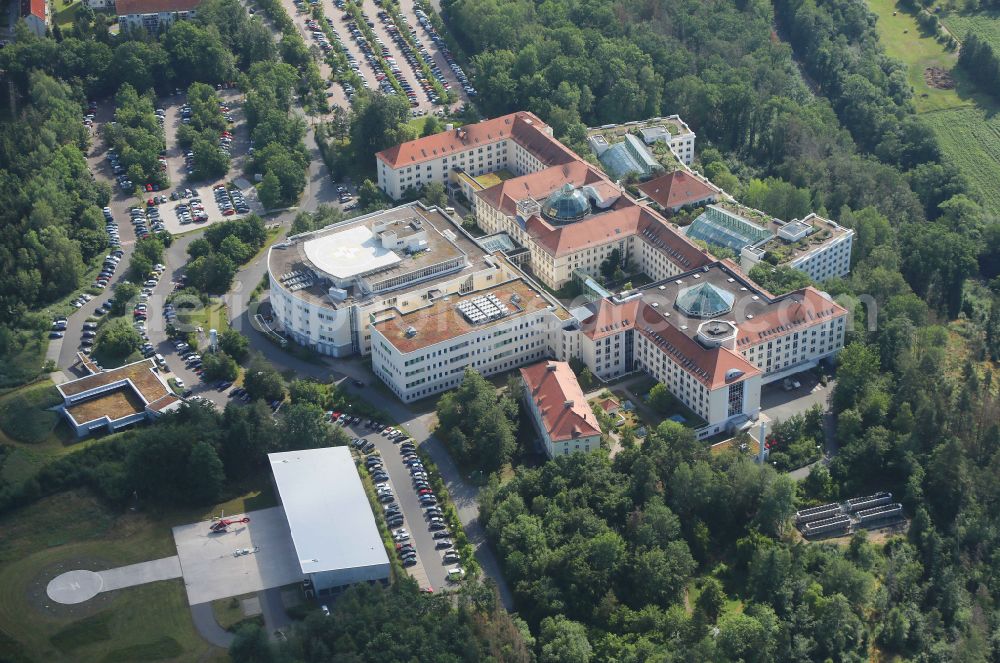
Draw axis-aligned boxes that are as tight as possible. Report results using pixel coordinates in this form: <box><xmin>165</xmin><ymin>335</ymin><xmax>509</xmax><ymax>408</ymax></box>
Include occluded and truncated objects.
<box><xmin>115</xmin><ymin>0</ymin><xmax>200</xmax><ymax>32</ymax></box>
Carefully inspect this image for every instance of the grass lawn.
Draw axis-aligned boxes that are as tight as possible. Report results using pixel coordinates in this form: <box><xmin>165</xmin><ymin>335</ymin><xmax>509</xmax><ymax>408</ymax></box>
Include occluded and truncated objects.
<box><xmin>866</xmin><ymin>0</ymin><xmax>964</xmax><ymax>112</ymax></box>
<box><xmin>0</xmin><ymin>380</ymin><xmax>98</xmax><ymax>486</ymax></box>
<box><xmin>175</xmin><ymin>299</ymin><xmax>230</xmax><ymax>333</ymax></box>
<box><xmin>89</xmin><ymin>346</ymin><xmax>143</xmax><ymax>371</ymax></box>
<box><xmin>0</xmin><ymin>380</ymin><xmax>62</xmax><ymax>444</ymax></box>
<box><xmin>0</xmin><ymin>480</ymin><xmax>275</xmax><ymax>663</ymax></box>
<box><xmin>866</xmin><ymin>0</ymin><xmax>1000</xmax><ymax>213</ymax></box>
<box><xmin>52</xmin><ymin>0</ymin><xmax>82</xmax><ymax>30</ymax></box>
<box><xmin>211</xmin><ymin>593</ymin><xmax>262</xmax><ymax>631</ymax></box>
<box><xmin>920</xmin><ymin>106</ymin><xmax>1000</xmax><ymax>213</ymax></box>
<box><xmin>0</xmin><ymin>331</ymin><xmax>48</xmax><ymax>391</ymax></box>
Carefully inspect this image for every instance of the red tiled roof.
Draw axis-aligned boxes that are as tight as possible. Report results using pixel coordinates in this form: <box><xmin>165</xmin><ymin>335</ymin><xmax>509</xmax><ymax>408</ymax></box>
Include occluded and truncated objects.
<box><xmin>581</xmin><ymin>297</ymin><xmax>641</xmax><ymax>341</ymax></box>
<box><xmin>735</xmin><ymin>287</ymin><xmax>847</xmax><ymax>348</ymax></box>
<box><xmin>520</xmin><ymin>361</ymin><xmax>601</xmax><ymax>442</ymax></box>
<box><xmin>476</xmin><ymin>161</ymin><xmax>614</xmax><ymax>217</ymax></box>
<box><xmin>525</xmin><ymin>204</ymin><xmax>711</xmax><ymax>270</ymax></box>
<box><xmin>116</xmin><ymin>0</ymin><xmax>200</xmax><ymax>15</ymax></box>
<box><xmin>376</xmin><ymin>111</ymin><xmax>579</xmax><ymax>170</ymax></box>
<box><xmin>637</xmin><ymin>171</ymin><xmax>719</xmax><ymax>210</ymax></box>
<box><xmin>598</xmin><ymin>397</ymin><xmax>620</xmax><ymax>413</ymax></box>
<box><xmin>377</xmin><ymin>112</ymin><xmax>532</xmax><ymax>168</ymax></box>
<box><xmin>21</xmin><ymin>0</ymin><xmax>44</xmax><ymax>19</ymax></box>
<box><xmin>635</xmin><ymin>302</ymin><xmax>761</xmax><ymax>390</ymax></box>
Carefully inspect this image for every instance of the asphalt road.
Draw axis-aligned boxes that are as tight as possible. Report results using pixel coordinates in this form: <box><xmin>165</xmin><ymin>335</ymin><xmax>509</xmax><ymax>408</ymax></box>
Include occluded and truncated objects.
<box><xmin>190</xmin><ymin>603</ymin><xmax>236</xmax><ymax>648</ymax></box>
<box><xmin>53</xmin><ymin>108</ymin><xmax>139</xmax><ymax>375</ymax></box>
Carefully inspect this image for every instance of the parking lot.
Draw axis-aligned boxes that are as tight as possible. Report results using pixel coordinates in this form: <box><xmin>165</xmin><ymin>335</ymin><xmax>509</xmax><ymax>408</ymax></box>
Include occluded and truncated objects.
<box><xmin>280</xmin><ymin>0</ymin><xmax>469</xmax><ymax>114</ymax></box>
<box><xmin>339</xmin><ymin>418</ymin><xmax>455</xmax><ymax>592</ymax></box>
<box><xmin>172</xmin><ymin>506</ymin><xmax>305</xmax><ymax>605</ymax></box>
<box><xmin>156</xmin><ymin>89</ymin><xmax>263</xmax><ymax>232</ymax></box>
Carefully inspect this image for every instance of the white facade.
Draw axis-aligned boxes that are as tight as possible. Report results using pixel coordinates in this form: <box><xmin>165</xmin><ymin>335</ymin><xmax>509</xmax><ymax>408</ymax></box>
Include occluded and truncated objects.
<box><xmin>117</xmin><ymin>7</ymin><xmax>195</xmax><ymax>32</ymax></box>
<box><xmin>371</xmin><ymin>299</ymin><xmax>564</xmax><ymax>403</ymax></box>
<box><xmin>726</xmin><ymin>212</ymin><xmax>855</xmax><ymax>283</ymax></box>
<box><xmin>738</xmin><ymin>316</ymin><xmax>846</xmax><ymax>384</ymax></box>
<box><xmin>635</xmin><ymin>332</ymin><xmax>761</xmax><ymax>438</ymax></box>
<box><xmin>784</xmin><ymin>231</ymin><xmax>853</xmax><ymax>282</ymax></box>
<box><xmin>269</xmin><ymin>448</ymin><xmax>390</xmax><ymax>597</ymax></box>
<box><xmin>378</xmin><ymin>138</ymin><xmax>516</xmax><ymax>200</ymax></box>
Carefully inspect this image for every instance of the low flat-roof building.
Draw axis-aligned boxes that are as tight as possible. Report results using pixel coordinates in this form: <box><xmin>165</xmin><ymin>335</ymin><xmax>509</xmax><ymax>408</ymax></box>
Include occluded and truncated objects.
<box><xmin>520</xmin><ymin>360</ymin><xmax>602</xmax><ymax>458</ymax></box>
<box><xmin>56</xmin><ymin>358</ymin><xmax>181</xmax><ymax>437</ymax></box>
<box><xmin>687</xmin><ymin>204</ymin><xmax>853</xmax><ymax>282</ymax></box>
<box><xmin>268</xmin><ymin>447</ymin><xmax>390</xmax><ymax>597</ymax></box>
<box><xmin>588</xmin><ymin>116</ymin><xmax>696</xmax><ymax>166</ymax></box>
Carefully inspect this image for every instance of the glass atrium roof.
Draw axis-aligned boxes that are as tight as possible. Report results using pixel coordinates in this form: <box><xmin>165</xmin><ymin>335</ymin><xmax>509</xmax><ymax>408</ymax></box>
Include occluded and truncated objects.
<box><xmin>675</xmin><ymin>282</ymin><xmax>736</xmax><ymax>318</ymax></box>
<box><xmin>541</xmin><ymin>184</ymin><xmax>590</xmax><ymax>224</ymax></box>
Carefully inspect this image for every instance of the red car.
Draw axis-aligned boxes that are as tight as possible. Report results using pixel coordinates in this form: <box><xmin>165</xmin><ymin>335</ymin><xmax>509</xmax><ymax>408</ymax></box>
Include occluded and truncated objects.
<box><xmin>147</xmin><ymin>198</ymin><xmax>156</xmax><ymax>206</ymax></box>
<box><xmin>222</xmin><ymin>208</ymin><xmax>236</xmax><ymax>216</ymax></box>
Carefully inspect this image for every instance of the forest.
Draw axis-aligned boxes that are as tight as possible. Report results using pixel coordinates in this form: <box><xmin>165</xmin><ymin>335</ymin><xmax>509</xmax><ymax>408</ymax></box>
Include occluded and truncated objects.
<box><xmin>957</xmin><ymin>31</ymin><xmax>1000</xmax><ymax>101</ymax></box>
<box><xmin>229</xmin><ymin>580</ymin><xmax>531</xmax><ymax>663</ymax></box>
<box><xmin>0</xmin><ymin>371</ymin><xmax>360</xmax><ymax>514</ymax></box>
<box><xmin>433</xmin><ymin>0</ymin><xmax>1000</xmax><ymax>658</ymax></box>
<box><xmin>0</xmin><ymin>0</ymin><xmax>319</xmax><ymax>385</ymax></box>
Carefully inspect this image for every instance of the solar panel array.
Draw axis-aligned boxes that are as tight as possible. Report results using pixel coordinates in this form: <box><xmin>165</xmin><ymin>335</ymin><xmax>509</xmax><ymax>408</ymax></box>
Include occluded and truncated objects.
<box><xmin>457</xmin><ymin>293</ymin><xmax>511</xmax><ymax>324</ymax></box>
<box><xmin>281</xmin><ymin>269</ymin><xmax>315</xmax><ymax>292</ymax></box>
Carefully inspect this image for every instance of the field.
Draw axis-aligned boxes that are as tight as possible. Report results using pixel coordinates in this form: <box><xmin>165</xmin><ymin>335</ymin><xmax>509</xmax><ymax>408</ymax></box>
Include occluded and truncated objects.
<box><xmin>0</xmin><ymin>482</ymin><xmax>276</xmax><ymax>663</ymax></box>
<box><xmin>941</xmin><ymin>9</ymin><xmax>1000</xmax><ymax>46</ymax></box>
<box><xmin>921</xmin><ymin>106</ymin><xmax>1000</xmax><ymax>212</ymax></box>
<box><xmin>866</xmin><ymin>0</ymin><xmax>1000</xmax><ymax>213</ymax></box>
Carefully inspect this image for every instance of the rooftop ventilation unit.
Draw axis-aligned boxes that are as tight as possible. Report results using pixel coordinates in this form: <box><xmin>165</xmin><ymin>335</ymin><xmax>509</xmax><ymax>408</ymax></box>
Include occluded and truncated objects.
<box><xmin>404</xmin><ymin>326</ymin><xmax>417</xmax><ymax>338</ymax></box>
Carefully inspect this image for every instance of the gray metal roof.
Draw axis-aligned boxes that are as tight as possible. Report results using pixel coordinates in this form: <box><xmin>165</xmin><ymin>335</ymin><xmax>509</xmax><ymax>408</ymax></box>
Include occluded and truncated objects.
<box><xmin>269</xmin><ymin>447</ymin><xmax>389</xmax><ymax>575</ymax></box>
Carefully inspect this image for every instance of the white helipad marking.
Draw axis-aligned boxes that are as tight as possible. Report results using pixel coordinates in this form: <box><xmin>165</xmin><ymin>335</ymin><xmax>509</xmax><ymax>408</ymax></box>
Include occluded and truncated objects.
<box><xmin>46</xmin><ymin>570</ymin><xmax>104</xmax><ymax>604</ymax></box>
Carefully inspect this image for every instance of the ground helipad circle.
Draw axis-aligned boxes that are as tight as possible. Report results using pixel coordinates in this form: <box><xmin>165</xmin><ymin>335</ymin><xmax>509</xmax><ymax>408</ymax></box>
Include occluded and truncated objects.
<box><xmin>46</xmin><ymin>570</ymin><xmax>104</xmax><ymax>604</ymax></box>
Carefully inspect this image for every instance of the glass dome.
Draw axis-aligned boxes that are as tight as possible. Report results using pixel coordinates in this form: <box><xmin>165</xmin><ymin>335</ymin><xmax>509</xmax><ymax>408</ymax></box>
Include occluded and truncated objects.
<box><xmin>541</xmin><ymin>184</ymin><xmax>590</xmax><ymax>224</ymax></box>
<box><xmin>675</xmin><ymin>282</ymin><xmax>736</xmax><ymax>318</ymax></box>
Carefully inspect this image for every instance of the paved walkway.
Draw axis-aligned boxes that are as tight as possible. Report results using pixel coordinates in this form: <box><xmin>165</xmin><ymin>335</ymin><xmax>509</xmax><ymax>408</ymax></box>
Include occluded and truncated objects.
<box><xmin>46</xmin><ymin>556</ymin><xmax>182</xmax><ymax>604</ymax></box>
